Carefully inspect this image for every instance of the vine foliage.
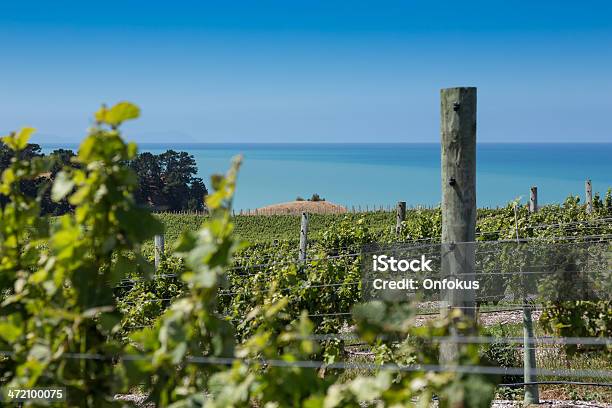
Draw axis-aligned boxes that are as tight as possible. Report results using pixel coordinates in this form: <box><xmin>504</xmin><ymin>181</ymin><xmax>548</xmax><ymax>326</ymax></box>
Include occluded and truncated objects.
<box><xmin>4</xmin><ymin>102</ymin><xmax>610</xmax><ymax>406</ymax></box>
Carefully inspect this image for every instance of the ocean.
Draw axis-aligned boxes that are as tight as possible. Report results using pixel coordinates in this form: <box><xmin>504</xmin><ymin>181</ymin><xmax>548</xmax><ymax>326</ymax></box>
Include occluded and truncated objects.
<box><xmin>42</xmin><ymin>143</ymin><xmax>612</xmax><ymax>211</ymax></box>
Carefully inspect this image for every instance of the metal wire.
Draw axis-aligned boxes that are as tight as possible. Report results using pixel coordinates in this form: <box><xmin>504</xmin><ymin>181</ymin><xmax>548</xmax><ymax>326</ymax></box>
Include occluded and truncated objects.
<box><xmin>295</xmin><ymin>334</ymin><xmax>612</xmax><ymax>346</ymax></box>
<box><xmin>0</xmin><ymin>350</ymin><xmax>609</xmax><ymax>379</ymax></box>
<box><xmin>499</xmin><ymin>381</ymin><xmax>612</xmax><ymax>387</ymax></box>
<box><xmin>123</xmin><ymin>218</ymin><xmax>612</xmax><ymax>286</ymax></box>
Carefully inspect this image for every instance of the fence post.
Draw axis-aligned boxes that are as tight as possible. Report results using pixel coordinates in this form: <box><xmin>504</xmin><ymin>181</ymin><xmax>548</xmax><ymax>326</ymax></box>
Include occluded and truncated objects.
<box><xmin>529</xmin><ymin>186</ymin><xmax>538</xmax><ymax>213</ymax></box>
<box><xmin>585</xmin><ymin>179</ymin><xmax>593</xmax><ymax>214</ymax></box>
<box><xmin>154</xmin><ymin>234</ymin><xmax>165</xmax><ymax>271</ymax></box>
<box><xmin>440</xmin><ymin>87</ymin><xmax>477</xmax><ymax>364</ymax></box>
<box><xmin>514</xmin><ymin>204</ymin><xmax>540</xmax><ymax>404</ymax></box>
<box><xmin>396</xmin><ymin>201</ymin><xmax>406</xmax><ymax>234</ymax></box>
<box><xmin>299</xmin><ymin>212</ymin><xmax>309</xmax><ymax>262</ymax></box>
<box><xmin>523</xmin><ymin>306</ymin><xmax>540</xmax><ymax>404</ymax></box>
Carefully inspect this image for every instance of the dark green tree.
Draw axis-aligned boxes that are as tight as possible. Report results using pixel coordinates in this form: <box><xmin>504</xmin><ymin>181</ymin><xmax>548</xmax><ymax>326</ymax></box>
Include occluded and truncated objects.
<box><xmin>0</xmin><ymin>141</ymin><xmax>43</xmax><ymax>209</ymax></box>
<box><xmin>40</xmin><ymin>149</ymin><xmax>79</xmax><ymax>214</ymax></box>
<box><xmin>2</xmin><ymin>141</ymin><xmax>208</xmax><ymax>214</ymax></box>
<box><xmin>129</xmin><ymin>152</ymin><xmax>165</xmax><ymax>209</ymax></box>
<box><xmin>129</xmin><ymin>150</ymin><xmax>208</xmax><ymax>211</ymax></box>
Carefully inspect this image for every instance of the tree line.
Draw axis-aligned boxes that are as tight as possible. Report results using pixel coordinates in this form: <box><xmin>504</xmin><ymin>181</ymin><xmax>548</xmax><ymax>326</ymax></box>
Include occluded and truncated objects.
<box><xmin>0</xmin><ymin>141</ymin><xmax>207</xmax><ymax>214</ymax></box>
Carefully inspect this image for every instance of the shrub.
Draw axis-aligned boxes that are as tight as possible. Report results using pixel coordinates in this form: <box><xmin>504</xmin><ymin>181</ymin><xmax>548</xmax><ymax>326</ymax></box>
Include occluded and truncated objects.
<box><xmin>310</xmin><ymin>193</ymin><xmax>325</xmax><ymax>202</ymax></box>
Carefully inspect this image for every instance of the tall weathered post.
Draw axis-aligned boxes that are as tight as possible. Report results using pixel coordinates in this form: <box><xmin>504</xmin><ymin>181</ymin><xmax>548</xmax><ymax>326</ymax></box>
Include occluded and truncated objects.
<box><xmin>440</xmin><ymin>87</ymin><xmax>477</xmax><ymax>363</ymax></box>
<box><xmin>529</xmin><ymin>186</ymin><xmax>538</xmax><ymax>213</ymax></box>
<box><xmin>299</xmin><ymin>212</ymin><xmax>309</xmax><ymax>262</ymax></box>
<box><xmin>585</xmin><ymin>179</ymin><xmax>593</xmax><ymax>214</ymax></box>
<box><xmin>154</xmin><ymin>234</ymin><xmax>165</xmax><ymax>271</ymax></box>
<box><xmin>396</xmin><ymin>201</ymin><xmax>406</xmax><ymax>234</ymax></box>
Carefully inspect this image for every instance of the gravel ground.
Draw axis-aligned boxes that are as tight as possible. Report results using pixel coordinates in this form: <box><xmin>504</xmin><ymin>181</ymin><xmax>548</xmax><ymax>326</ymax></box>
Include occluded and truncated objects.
<box><xmin>114</xmin><ymin>395</ymin><xmax>612</xmax><ymax>407</ymax></box>
<box><xmin>413</xmin><ymin>309</ymin><xmax>542</xmax><ymax>327</ymax></box>
<box><xmin>491</xmin><ymin>400</ymin><xmax>611</xmax><ymax>408</ymax></box>
<box><xmin>114</xmin><ymin>393</ymin><xmax>153</xmax><ymax>407</ymax></box>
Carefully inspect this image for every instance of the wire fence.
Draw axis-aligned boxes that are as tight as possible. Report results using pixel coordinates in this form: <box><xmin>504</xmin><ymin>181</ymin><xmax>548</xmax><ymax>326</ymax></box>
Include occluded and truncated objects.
<box><xmin>0</xmin><ymin>348</ymin><xmax>610</xmax><ymax>380</ymax></box>
<box><xmin>6</xmin><ymin>217</ymin><xmax>612</xmax><ymax>399</ymax></box>
<box><xmin>119</xmin><ymin>232</ymin><xmax>612</xmax><ymax>332</ymax></box>
<box><xmin>121</xmin><ymin>218</ymin><xmax>612</xmax><ymax>285</ymax></box>
<box><xmin>108</xmin><ymin>217</ymin><xmax>612</xmax><ymax>391</ymax></box>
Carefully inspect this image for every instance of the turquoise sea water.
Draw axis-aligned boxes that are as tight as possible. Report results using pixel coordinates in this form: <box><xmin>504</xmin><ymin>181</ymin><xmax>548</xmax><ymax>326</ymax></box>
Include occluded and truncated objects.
<box><xmin>42</xmin><ymin>143</ymin><xmax>612</xmax><ymax>211</ymax></box>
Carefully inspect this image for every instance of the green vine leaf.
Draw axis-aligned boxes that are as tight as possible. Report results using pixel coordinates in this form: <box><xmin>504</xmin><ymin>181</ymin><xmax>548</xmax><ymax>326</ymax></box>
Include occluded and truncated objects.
<box><xmin>51</xmin><ymin>171</ymin><xmax>75</xmax><ymax>202</ymax></box>
<box><xmin>2</xmin><ymin>127</ymin><xmax>36</xmax><ymax>151</ymax></box>
<box><xmin>95</xmin><ymin>101</ymin><xmax>140</xmax><ymax>127</ymax></box>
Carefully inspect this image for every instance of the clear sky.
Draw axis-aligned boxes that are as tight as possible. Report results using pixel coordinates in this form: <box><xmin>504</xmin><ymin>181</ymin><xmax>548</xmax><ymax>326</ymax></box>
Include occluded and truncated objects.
<box><xmin>1</xmin><ymin>1</ymin><xmax>611</xmax><ymax>143</ymax></box>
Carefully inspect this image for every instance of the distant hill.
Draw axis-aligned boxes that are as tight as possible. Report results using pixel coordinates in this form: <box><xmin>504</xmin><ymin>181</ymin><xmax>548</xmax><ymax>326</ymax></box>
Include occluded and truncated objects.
<box><xmin>253</xmin><ymin>200</ymin><xmax>347</xmax><ymax>215</ymax></box>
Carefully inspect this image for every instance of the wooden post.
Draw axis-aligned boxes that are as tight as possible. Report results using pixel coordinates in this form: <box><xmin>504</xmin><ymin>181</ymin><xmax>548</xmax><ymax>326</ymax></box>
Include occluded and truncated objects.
<box><xmin>396</xmin><ymin>201</ymin><xmax>406</xmax><ymax>234</ymax></box>
<box><xmin>440</xmin><ymin>87</ymin><xmax>477</xmax><ymax>363</ymax></box>
<box><xmin>585</xmin><ymin>179</ymin><xmax>593</xmax><ymax>214</ymax></box>
<box><xmin>154</xmin><ymin>234</ymin><xmax>165</xmax><ymax>270</ymax></box>
<box><xmin>299</xmin><ymin>212</ymin><xmax>309</xmax><ymax>262</ymax></box>
<box><xmin>529</xmin><ymin>186</ymin><xmax>538</xmax><ymax>213</ymax></box>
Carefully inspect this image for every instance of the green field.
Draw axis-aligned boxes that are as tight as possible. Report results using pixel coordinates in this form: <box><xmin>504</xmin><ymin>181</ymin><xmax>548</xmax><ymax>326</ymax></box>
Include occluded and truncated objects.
<box><xmin>155</xmin><ymin>210</ymin><xmax>395</xmax><ymax>244</ymax></box>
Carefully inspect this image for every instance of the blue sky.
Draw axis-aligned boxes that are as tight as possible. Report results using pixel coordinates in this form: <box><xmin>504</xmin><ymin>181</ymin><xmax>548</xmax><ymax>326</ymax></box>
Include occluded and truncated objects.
<box><xmin>1</xmin><ymin>1</ymin><xmax>611</xmax><ymax>143</ymax></box>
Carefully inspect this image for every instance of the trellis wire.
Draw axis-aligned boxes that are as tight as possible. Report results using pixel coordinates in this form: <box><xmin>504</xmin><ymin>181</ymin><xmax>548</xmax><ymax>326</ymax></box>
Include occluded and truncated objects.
<box><xmin>0</xmin><ymin>350</ymin><xmax>609</xmax><ymax>379</ymax></box>
<box><xmin>120</xmin><ymin>243</ymin><xmax>610</xmax><ymax>286</ymax></box>
<box><xmin>293</xmin><ymin>334</ymin><xmax>612</xmax><ymax>346</ymax></box>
